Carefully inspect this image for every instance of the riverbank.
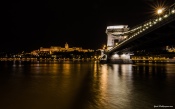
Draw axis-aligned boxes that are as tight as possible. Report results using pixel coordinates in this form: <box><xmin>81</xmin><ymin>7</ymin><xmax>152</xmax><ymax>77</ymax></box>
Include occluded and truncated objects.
<box><xmin>0</xmin><ymin>57</ymin><xmax>99</xmax><ymax>61</ymax></box>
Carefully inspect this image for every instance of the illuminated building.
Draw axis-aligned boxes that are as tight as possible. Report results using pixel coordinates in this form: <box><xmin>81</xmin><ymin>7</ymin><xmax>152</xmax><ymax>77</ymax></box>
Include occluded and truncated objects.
<box><xmin>31</xmin><ymin>42</ymin><xmax>94</xmax><ymax>55</ymax></box>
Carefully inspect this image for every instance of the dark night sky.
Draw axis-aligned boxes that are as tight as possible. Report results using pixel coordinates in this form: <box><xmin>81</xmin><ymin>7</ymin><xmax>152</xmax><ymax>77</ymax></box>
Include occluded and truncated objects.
<box><xmin>1</xmin><ymin>0</ymin><xmax>175</xmax><ymax>52</ymax></box>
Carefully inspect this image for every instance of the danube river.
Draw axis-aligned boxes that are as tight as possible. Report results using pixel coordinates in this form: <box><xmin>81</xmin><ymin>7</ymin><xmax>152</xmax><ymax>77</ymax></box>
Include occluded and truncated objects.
<box><xmin>0</xmin><ymin>61</ymin><xmax>174</xmax><ymax>109</ymax></box>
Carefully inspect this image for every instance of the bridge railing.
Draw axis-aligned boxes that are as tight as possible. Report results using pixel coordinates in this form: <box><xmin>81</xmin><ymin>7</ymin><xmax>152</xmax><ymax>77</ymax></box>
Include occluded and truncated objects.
<box><xmin>126</xmin><ymin>3</ymin><xmax>175</xmax><ymax>34</ymax></box>
<box><xmin>108</xmin><ymin>3</ymin><xmax>175</xmax><ymax>53</ymax></box>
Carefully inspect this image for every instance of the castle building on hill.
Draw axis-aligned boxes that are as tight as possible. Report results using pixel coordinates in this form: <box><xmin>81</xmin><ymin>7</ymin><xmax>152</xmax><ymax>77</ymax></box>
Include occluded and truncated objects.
<box><xmin>31</xmin><ymin>42</ymin><xmax>94</xmax><ymax>55</ymax></box>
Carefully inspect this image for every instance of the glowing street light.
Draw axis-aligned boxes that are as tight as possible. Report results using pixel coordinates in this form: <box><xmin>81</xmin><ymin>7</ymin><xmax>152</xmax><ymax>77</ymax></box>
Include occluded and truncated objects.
<box><xmin>103</xmin><ymin>45</ymin><xmax>106</xmax><ymax>50</ymax></box>
<box><xmin>157</xmin><ymin>8</ymin><xmax>164</xmax><ymax>15</ymax></box>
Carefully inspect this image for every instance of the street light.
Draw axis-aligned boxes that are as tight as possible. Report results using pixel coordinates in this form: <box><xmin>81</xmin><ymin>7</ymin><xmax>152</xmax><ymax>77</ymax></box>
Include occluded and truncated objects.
<box><xmin>157</xmin><ymin>8</ymin><xmax>164</xmax><ymax>15</ymax></box>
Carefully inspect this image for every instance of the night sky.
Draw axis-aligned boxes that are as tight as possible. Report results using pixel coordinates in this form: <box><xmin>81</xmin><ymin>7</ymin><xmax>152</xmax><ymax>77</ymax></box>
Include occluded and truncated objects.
<box><xmin>1</xmin><ymin>0</ymin><xmax>175</xmax><ymax>53</ymax></box>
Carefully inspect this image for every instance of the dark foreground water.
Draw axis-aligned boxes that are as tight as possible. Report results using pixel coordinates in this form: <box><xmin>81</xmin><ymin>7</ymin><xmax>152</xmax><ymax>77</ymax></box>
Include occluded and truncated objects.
<box><xmin>0</xmin><ymin>61</ymin><xmax>175</xmax><ymax>109</ymax></box>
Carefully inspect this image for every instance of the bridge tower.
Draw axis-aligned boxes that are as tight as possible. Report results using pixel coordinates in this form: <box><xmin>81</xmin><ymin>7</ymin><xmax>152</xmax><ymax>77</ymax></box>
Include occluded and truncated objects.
<box><xmin>100</xmin><ymin>25</ymin><xmax>132</xmax><ymax>63</ymax></box>
<box><xmin>106</xmin><ymin>25</ymin><xmax>129</xmax><ymax>50</ymax></box>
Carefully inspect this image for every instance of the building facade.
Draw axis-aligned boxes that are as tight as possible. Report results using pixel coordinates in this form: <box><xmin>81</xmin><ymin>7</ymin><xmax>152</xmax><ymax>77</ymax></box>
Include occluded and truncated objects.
<box><xmin>31</xmin><ymin>42</ymin><xmax>94</xmax><ymax>55</ymax></box>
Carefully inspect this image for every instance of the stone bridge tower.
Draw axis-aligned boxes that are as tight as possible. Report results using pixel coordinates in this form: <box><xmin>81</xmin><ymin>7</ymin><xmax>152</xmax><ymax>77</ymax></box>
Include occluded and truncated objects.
<box><xmin>106</xmin><ymin>25</ymin><xmax>129</xmax><ymax>50</ymax></box>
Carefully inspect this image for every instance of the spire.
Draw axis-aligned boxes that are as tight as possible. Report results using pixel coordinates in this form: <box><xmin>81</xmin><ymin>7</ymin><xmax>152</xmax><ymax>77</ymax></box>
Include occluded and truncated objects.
<box><xmin>65</xmin><ymin>42</ymin><xmax>69</xmax><ymax>49</ymax></box>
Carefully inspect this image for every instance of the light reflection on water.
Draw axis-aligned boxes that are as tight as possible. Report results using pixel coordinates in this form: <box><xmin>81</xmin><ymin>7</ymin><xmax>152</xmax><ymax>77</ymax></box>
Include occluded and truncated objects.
<box><xmin>0</xmin><ymin>61</ymin><xmax>175</xmax><ymax>109</ymax></box>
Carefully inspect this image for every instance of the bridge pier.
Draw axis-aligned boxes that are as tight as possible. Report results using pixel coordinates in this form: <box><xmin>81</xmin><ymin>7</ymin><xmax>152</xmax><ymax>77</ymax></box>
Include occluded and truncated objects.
<box><xmin>108</xmin><ymin>53</ymin><xmax>133</xmax><ymax>64</ymax></box>
<box><xmin>100</xmin><ymin>52</ymin><xmax>133</xmax><ymax>64</ymax></box>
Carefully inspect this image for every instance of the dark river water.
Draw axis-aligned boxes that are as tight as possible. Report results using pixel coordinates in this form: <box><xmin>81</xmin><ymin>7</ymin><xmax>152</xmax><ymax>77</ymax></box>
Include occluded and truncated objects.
<box><xmin>0</xmin><ymin>61</ymin><xmax>174</xmax><ymax>109</ymax></box>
